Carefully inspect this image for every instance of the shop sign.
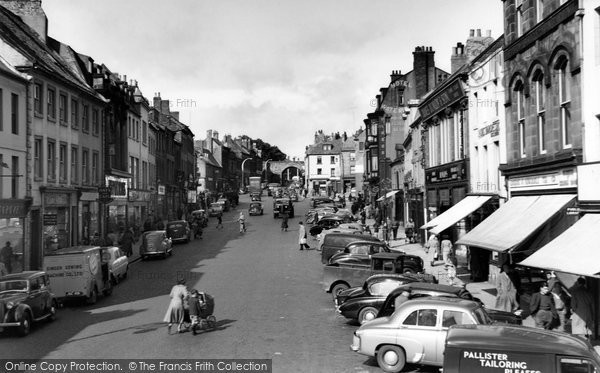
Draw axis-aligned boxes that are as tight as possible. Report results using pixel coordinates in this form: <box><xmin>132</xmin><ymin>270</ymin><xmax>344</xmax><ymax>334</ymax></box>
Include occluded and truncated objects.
<box><xmin>43</xmin><ymin>213</ymin><xmax>57</xmax><ymax>226</ymax></box>
<box><xmin>158</xmin><ymin>185</ymin><xmax>166</xmax><ymax>195</ymax></box>
<box><xmin>98</xmin><ymin>187</ymin><xmax>112</xmax><ymax>203</ymax></box>
<box><xmin>128</xmin><ymin>190</ymin><xmax>151</xmax><ymax>202</ymax></box>
<box><xmin>105</xmin><ymin>176</ymin><xmax>128</xmax><ymax>198</ymax></box>
<box><xmin>426</xmin><ymin>161</ymin><xmax>467</xmax><ymax>184</ymax></box>
<box><xmin>508</xmin><ymin>168</ymin><xmax>577</xmax><ymax>192</ymax></box>
<box><xmin>44</xmin><ymin>193</ymin><xmax>69</xmax><ymax>207</ymax></box>
<box><xmin>187</xmin><ymin>190</ymin><xmax>197</xmax><ymax>203</ymax></box>
<box><xmin>80</xmin><ymin>192</ymin><xmax>99</xmax><ymax>201</ymax></box>
<box><xmin>419</xmin><ymin>80</ymin><xmax>465</xmax><ymax>122</ymax></box>
<box><xmin>0</xmin><ymin>199</ymin><xmax>29</xmax><ymax>218</ymax></box>
<box><xmin>478</xmin><ymin>120</ymin><xmax>500</xmax><ymax>138</ymax></box>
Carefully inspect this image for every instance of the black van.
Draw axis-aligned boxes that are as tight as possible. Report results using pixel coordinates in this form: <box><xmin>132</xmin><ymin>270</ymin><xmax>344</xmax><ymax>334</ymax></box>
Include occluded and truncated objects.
<box><xmin>320</xmin><ymin>232</ymin><xmax>381</xmax><ymax>264</ymax></box>
<box><xmin>444</xmin><ymin>324</ymin><xmax>600</xmax><ymax>373</ymax></box>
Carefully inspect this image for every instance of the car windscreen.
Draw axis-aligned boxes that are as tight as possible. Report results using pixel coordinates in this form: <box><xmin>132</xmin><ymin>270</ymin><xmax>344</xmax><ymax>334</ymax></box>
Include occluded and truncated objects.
<box><xmin>167</xmin><ymin>222</ymin><xmax>185</xmax><ymax>229</ymax></box>
<box><xmin>0</xmin><ymin>280</ymin><xmax>28</xmax><ymax>292</ymax></box>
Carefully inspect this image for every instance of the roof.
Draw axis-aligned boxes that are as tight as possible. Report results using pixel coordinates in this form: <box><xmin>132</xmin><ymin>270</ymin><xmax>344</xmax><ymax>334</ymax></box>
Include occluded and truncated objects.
<box><xmin>391</xmin><ymin>282</ymin><xmax>465</xmax><ymax>295</ymax></box>
<box><xmin>0</xmin><ymin>7</ymin><xmax>103</xmax><ymax>101</ymax></box>
<box><xmin>0</xmin><ymin>54</ymin><xmax>27</xmax><ymax>81</ymax></box>
<box><xmin>324</xmin><ymin>232</ymin><xmax>380</xmax><ymax>241</ymax></box>
<box><xmin>446</xmin><ymin>324</ymin><xmax>596</xmax><ymax>357</ymax></box>
<box><xmin>305</xmin><ymin>140</ymin><xmax>343</xmax><ymax>155</ymax></box>
<box><xmin>0</xmin><ymin>271</ymin><xmax>45</xmax><ymax>280</ymax></box>
<box><xmin>46</xmin><ymin>246</ymin><xmax>102</xmax><ymax>255</ymax></box>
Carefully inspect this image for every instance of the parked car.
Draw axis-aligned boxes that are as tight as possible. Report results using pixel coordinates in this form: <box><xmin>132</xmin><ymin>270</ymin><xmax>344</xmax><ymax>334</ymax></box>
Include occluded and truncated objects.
<box><xmin>351</xmin><ymin>297</ymin><xmax>497</xmax><ymax>373</ymax></box>
<box><xmin>309</xmin><ymin>215</ymin><xmax>345</xmax><ymax>236</ymax></box>
<box><xmin>328</xmin><ymin>240</ymin><xmax>393</xmax><ymax>266</ymax></box>
<box><xmin>250</xmin><ymin>193</ymin><xmax>262</xmax><ymax>202</ymax></box>
<box><xmin>208</xmin><ymin>202</ymin><xmax>224</xmax><ymax>217</ymax></box>
<box><xmin>139</xmin><ymin>231</ymin><xmax>172</xmax><ymax>260</ymax></box>
<box><xmin>0</xmin><ymin>271</ymin><xmax>57</xmax><ymax>336</ymax></box>
<box><xmin>444</xmin><ymin>324</ymin><xmax>600</xmax><ymax>373</ymax></box>
<box><xmin>377</xmin><ymin>282</ymin><xmax>522</xmax><ymax>325</ymax></box>
<box><xmin>249</xmin><ymin>202</ymin><xmax>264</xmax><ymax>216</ymax></box>
<box><xmin>44</xmin><ymin>246</ymin><xmax>112</xmax><ymax>305</ymax></box>
<box><xmin>323</xmin><ymin>252</ymin><xmax>425</xmax><ymax>299</ymax></box>
<box><xmin>101</xmin><ymin>246</ymin><xmax>128</xmax><ymax>284</ymax></box>
<box><xmin>191</xmin><ymin>210</ymin><xmax>208</xmax><ymax>228</ymax></box>
<box><xmin>311</xmin><ymin>196</ymin><xmax>334</xmax><ymax>208</ymax></box>
<box><xmin>320</xmin><ymin>232</ymin><xmax>381</xmax><ymax>264</ymax></box>
<box><xmin>335</xmin><ymin>273</ymin><xmax>436</xmax><ymax>324</ymax></box>
<box><xmin>273</xmin><ymin>197</ymin><xmax>294</xmax><ymax>218</ymax></box>
<box><xmin>166</xmin><ymin>220</ymin><xmax>191</xmax><ymax>244</ymax></box>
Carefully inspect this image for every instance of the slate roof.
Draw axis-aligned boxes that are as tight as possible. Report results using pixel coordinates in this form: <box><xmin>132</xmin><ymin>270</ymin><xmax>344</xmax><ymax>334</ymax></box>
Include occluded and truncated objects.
<box><xmin>305</xmin><ymin>139</ymin><xmax>343</xmax><ymax>155</ymax></box>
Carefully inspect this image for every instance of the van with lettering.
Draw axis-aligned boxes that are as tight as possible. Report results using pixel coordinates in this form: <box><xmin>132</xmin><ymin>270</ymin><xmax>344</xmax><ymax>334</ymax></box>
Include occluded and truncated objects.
<box><xmin>443</xmin><ymin>324</ymin><xmax>600</xmax><ymax>373</ymax></box>
<box><xmin>43</xmin><ymin>246</ymin><xmax>112</xmax><ymax>305</ymax></box>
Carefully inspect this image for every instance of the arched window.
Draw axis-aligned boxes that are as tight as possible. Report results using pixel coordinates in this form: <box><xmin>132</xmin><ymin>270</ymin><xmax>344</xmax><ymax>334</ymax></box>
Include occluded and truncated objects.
<box><xmin>555</xmin><ymin>56</ymin><xmax>571</xmax><ymax>148</ymax></box>
<box><xmin>531</xmin><ymin>69</ymin><xmax>546</xmax><ymax>153</ymax></box>
<box><xmin>513</xmin><ymin>80</ymin><xmax>526</xmax><ymax>157</ymax></box>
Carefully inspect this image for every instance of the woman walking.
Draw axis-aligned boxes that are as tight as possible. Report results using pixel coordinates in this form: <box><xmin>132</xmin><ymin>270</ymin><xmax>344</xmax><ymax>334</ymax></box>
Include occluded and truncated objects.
<box><xmin>298</xmin><ymin>221</ymin><xmax>310</xmax><ymax>250</ymax></box>
<box><xmin>164</xmin><ymin>278</ymin><xmax>189</xmax><ymax>334</ymax></box>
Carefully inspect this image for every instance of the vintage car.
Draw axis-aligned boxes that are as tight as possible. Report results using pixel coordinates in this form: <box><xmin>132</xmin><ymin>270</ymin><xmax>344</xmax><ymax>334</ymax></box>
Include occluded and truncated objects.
<box><xmin>311</xmin><ymin>196</ymin><xmax>334</xmax><ymax>208</ymax></box>
<box><xmin>0</xmin><ymin>271</ymin><xmax>57</xmax><ymax>336</ymax></box>
<box><xmin>249</xmin><ymin>202</ymin><xmax>264</xmax><ymax>216</ymax></box>
<box><xmin>320</xmin><ymin>232</ymin><xmax>382</xmax><ymax>264</ymax></box>
<box><xmin>208</xmin><ymin>202</ymin><xmax>224</xmax><ymax>217</ymax></box>
<box><xmin>191</xmin><ymin>210</ymin><xmax>208</xmax><ymax>228</ymax></box>
<box><xmin>266</xmin><ymin>183</ymin><xmax>281</xmax><ymax>196</ymax></box>
<box><xmin>335</xmin><ymin>273</ymin><xmax>435</xmax><ymax>324</ymax></box>
<box><xmin>166</xmin><ymin>220</ymin><xmax>191</xmax><ymax>243</ymax></box>
<box><xmin>273</xmin><ymin>197</ymin><xmax>294</xmax><ymax>218</ymax></box>
<box><xmin>444</xmin><ymin>324</ymin><xmax>600</xmax><ymax>373</ymax></box>
<box><xmin>309</xmin><ymin>215</ymin><xmax>355</xmax><ymax>236</ymax></box>
<box><xmin>139</xmin><ymin>231</ymin><xmax>173</xmax><ymax>260</ymax></box>
<box><xmin>351</xmin><ymin>297</ymin><xmax>497</xmax><ymax>373</ymax></box>
<box><xmin>328</xmin><ymin>240</ymin><xmax>393</xmax><ymax>266</ymax></box>
<box><xmin>377</xmin><ymin>282</ymin><xmax>522</xmax><ymax>325</ymax></box>
<box><xmin>101</xmin><ymin>246</ymin><xmax>128</xmax><ymax>284</ymax></box>
<box><xmin>250</xmin><ymin>193</ymin><xmax>262</xmax><ymax>202</ymax></box>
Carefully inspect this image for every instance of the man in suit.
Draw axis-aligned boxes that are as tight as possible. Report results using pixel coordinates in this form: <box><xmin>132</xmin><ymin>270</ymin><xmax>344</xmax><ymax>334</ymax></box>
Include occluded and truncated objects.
<box><xmin>530</xmin><ymin>282</ymin><xmax>557</xmax><ymax>330</ymax></box>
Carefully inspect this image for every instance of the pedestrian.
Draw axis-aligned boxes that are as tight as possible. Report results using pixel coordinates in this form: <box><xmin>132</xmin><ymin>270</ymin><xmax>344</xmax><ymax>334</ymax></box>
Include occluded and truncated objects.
<box><xmin>495</xmin><ymin>264</ymin><xmax>519</xmax><ymax>312</ymax></box>
<box><xmin>360</xmin><ymin>209</ymin><xmax>366</xmax><ymax>225</ymax></box>
<box><xmin>440</xmin><ymin>235</ymin><xmax>453</xmax><ymax>265</ymax></box>
<box><xmin>281</xmin><ymin>212</ymin><xmax>289</xmax><ymax>232</ymax></box>
<box><xmin>119</xmin><ymin>227</ymin><xmax>134</xmax><ymax>257</ymax></box>
<box><xmin>163</xmin><ymin>278</ymin><xmax>189</xmax><ymax>334</ymax></box>
<box><xmin>505</xmin><ymin>264</ymin><xmax>522</xmax><ymax>304</ymax></box>
<box><xmin>404</xmin><ymin>219</ymin><xmax>414</xmax><ymax>243</ymax></box>
<box><xmin>238</xmin><ymin>211</ymin><xmax>246</xmax><ymax>233</ymax></box>
<box><xmin>1</xmin><ymin>242</ymin><xmax>13</xmax><ymax>273</ymax></box>
<box><xmin>445</xmin><ymin>251</ymin><xmax>458</xmax><ymax>286</ymax></box>
<box><xmin>425</xmin><ymin>234</ymin><xmax>439</xmax><ymax>267</ymax></box>
<box><xmin>187</xmin><ymin>289</ymin><xmax>203</xmax><ymax>335</ymax></box>
<box><xmin>298</xmin><ymin>221</ymin><xmax>310</xmax><ymax>250</ymax></box>
<box><xmin>530</xmin><ymin>282</ymin><xmax>557</xmax><ymax>330</ymax></box>
<box><xmin>216</xmin><ymin>212</ymin><xmax>223</xmax><ymax>230</ymax></box>
<box><xmin>570</xmin><ymin>277</ymin><xmax>595</xmax><ymax>340</ymax></box>
<box><xmin>394</xmin><ymin>291</ymin><xmax>411</xmax><ymax>311</ymax></box>
<box><xmin>551</xmin><ymin>282</ymin><xmax>570</xmax><ymax>332</ymax></box>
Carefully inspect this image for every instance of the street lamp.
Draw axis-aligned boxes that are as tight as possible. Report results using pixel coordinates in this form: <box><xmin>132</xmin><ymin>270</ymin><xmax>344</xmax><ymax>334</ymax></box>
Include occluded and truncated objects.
<box><xmin>241</xmin><ymin>157</ymin><xmax>252</xmax><ymax>190</ymax></box>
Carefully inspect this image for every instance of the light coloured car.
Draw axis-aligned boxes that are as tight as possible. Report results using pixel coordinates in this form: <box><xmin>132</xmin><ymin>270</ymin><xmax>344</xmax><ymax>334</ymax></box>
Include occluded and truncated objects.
<box><xmin>208</xmin><ymin>202</ymin><xmax>224</xmax><ymax>217</ymax></box>
<box><xmin>101</xmin><ymin>246</ymin><xmax>129</xmax><ymax>284</ymax></box>
<box><xmin>351</xmin><ymin>297</ymin><xmax>494</xmax><ymax>373</ymax></box>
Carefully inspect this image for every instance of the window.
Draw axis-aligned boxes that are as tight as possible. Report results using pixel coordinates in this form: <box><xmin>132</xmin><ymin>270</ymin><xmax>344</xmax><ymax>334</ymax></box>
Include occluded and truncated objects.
<box><xmin>59</xmin><ymin>93</ymin><xmax>67</xmax><ymax>124</ymax></box>
<box><xmin>47</xmin><ymin>140</ymin><xmax>56</xmax><ymax>181</ymax></box>
<box><xmin>34</xmin><ymin>138</ymin><xmax>42</xmax><ymax>179</ymax></box>
<box><xmin>514</xmin><ymin>81</ymin><xmax>526</xmax><ymax>157</ymax></box>
<box><xmin>330</xmin><ymin>156</ymin><xmax>335</xmax><ymax>164</ymax></box>
<box><xmin>350</xmin><ymin>165</ymin><xmax>356</xmax><ymax>174</ymax></box>
<box><xmin>92</xmin><ymin>152</ymin><xmax>99</xmax><ymax>185</ymax></box>
<box><xmin>82</xmin><ymin>104</ymin><xmax>89</xmax><ymax>133</ymax></box>
<box><xmin>11</xmin><ymin>94</ymin><xmax>18</xmax><ymax>135</ymax></box>
<box><xmin>142</xmin><ymin>161</ymin><xmax>148</xmax><ymax>189</ymax></box>
<box><xmin>331</xmin><ymin>168</ymin><xmax>335</xmax><ymax>176</ymax></box>
<box><xmin>556</xmin><ymin>57</ymin><xmax>572</xmax><ymax>148</ymax></box>
<box><xmin>385</xmin><ymin>117</ymin><xmax>391</xmax><ymax>134</ymax></box>
<box><xmin>136</xmin><ymin>120</ymin><xmax>140</xmax><ymax>141</ymax></box>
<box><xmin>82</xmin><ymin>148</ymin><xmax>89</xmax><ymax>185</ymax></box>
<box><xmin>402</xmin><ymin>309</ymin><xmax>438</xmax><ymax>327</ymax></box>
<box><xmin>516</xmin><ymin>1</ymin><xmax>524</xmax><ymax>37</ymax></box>
<box><xmin>71</xmin><ymin>99</ymin><xmax>78</xmax><ymax>129</ymax></box>
<box><xmin>47</xmin><ymin>87</ymin><xmax>56</xmax><ymax>120</ymax></box>
<box><xmin>536</xmin><ymin>0</ymin><xmax>544</xmax><ymax>22</ymax></box>
<box><xmin>11</xmin><ymin>156</ymin><xmax>18</xmax><ymax>198</ymax></box>
<box><xmin>59</xmin><ymin>143</ymin><xmax>67</xmax><ymax>183</ymax></box>
<box><xmin>92</xmin><ymin>108</ymin><xmax>99</xmax><ymax>135</ymax></box>
<box><xmin>532</xmin><ymin>70</ymin><xmax>546</xmax><ymax>153</ymax></box>
<box><xmin>316</xmin><ymin>156</ymin><xmax>322</xmax><ymax>164</ymax></box>
<box><xmin>142</xmin><ymin>121</ymin><xmax>148</xmax><ymax>145</ymax></box>
<box><xmin>34</xmin><ymin>82</ymin><xmax>43</xmax><ymax>115</ymax></box>
<box><xmin>317</xmin><ymin>168</ymin><xmax>322</xmax><ymax>175</ymax></box>
<box><xmin>442</xmin><ymin>310</ymin><xmax>475</xmax><ymax>328</ymax></box>
<box><xmin>71</xmin><ymin>146</ymin><xmax>78</xmax><ymax>184</ymax></box>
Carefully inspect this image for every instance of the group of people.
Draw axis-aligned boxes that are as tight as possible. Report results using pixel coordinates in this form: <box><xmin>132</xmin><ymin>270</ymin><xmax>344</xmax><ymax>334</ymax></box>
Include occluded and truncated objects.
<box><xmin>424</xmin><ymin>234</ymin><xmax>458</xmax><ymax>285</ymax></box>
<box><xmin>164</xmin><ymin>278</ymin><xmax>207</xmax><ymax>335</ymax></box>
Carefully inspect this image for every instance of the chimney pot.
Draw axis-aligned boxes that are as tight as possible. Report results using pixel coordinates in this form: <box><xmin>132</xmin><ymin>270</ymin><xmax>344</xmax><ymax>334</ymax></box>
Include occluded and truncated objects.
<box><xmin>469</xmin><ymin>29</ymin><xmax>475</xmax><ymax>37</ymax></box>
<box><xmin>476</xmin><ymin>29</ymin><xmax>481</xmax><ymax>37</ymax></box>
<box><xmin>487</xmin><ymin>29</ymin><xmax>492</xmax><ymax>37</ymax></box>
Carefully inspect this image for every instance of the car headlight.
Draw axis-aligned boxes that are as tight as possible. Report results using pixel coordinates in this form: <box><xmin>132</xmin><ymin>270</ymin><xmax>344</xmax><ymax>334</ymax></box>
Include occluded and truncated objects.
<box><xmin>6</xmin><ymin>301</ymin><xmax>14</xmax><ymax>310</ymax></box>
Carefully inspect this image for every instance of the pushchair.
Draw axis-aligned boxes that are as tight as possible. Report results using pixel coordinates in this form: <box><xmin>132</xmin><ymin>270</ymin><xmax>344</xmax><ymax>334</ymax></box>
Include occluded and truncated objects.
<box><xmin>184</xmin><ymin>291</ymin><xmax>216</xmax><ymax>333</ymax></box>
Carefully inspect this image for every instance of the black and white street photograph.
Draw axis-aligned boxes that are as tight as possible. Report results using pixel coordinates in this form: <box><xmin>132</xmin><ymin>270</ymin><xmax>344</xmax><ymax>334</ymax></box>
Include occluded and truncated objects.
<box><xmin>1</xmin><ymin>0</ymin><xmax>600</xmax><ymax>372</ymax></box>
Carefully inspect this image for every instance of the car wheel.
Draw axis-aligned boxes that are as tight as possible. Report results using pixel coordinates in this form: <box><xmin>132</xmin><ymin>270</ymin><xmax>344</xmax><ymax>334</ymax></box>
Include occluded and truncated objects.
<box><xmin>377</xmin><ymin>345</ymin><xmax>406</xmax><ymax>373</ymax></box>
<box><xmin>17</xmin><ymin>311</ymin><xmax>32</xmax><ymax>337</ymax></box>
<box><xmin>403</xmin><ymin>268</ymin><xmax>416</xmax><ymax>275</ymax></box>
<box><xmin>358</xmin><ymin>307</ymin><xmax>379</xmax><ymax>325</ymax></box>
<box><xmin>48</xmin><ymin>300</ymin><xmax>58</xmax><ymax>322</ymax></box>
<box><xmin>331</xmin><ymin>283</ymin><xmax>349</xmax><ymax>300</ymax></box>
<box><xmin>87</xmin><ymin>288</ymin><xmax>98</xmax><ymax>305</ymax></box>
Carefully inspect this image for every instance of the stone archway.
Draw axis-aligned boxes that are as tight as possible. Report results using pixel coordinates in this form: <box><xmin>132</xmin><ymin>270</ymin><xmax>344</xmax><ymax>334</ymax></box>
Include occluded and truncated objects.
<box><xmin>266</xmin><ymin>161</ymin><xmax>305</xmax><ymax>186</ymax></box>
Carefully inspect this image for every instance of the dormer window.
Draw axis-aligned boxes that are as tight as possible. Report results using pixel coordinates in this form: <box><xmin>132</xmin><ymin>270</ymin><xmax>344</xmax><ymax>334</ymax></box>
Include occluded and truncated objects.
<box><xmin>322</xmin><ymin>144</ymin><xmax>333</xmax><ymax>151</ymax></box>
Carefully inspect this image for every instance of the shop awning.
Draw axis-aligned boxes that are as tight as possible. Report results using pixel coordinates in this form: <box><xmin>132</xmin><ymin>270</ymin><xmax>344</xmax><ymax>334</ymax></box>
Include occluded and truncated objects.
<box><xmin>519</xmin><ymin>214</ymin><xmax>600</xmax><ymax>277</ymax></box>
<box><xmin>455</xmin><ymin>194</ymin><xmax>576</xmax><ymax>252</ymax></box>
<box><xmin>376</xmin><ymin>190</ymin><xmax>399</xmax><ymax>202</ymax></box>
<box><xmin>420</xmin><ymin>195</ymin><xmax>492</xmax><ymax>235</ymax></box>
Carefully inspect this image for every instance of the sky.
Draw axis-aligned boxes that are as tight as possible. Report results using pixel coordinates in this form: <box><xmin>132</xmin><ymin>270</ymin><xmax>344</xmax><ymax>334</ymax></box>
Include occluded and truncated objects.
<box><xmin>44</xmin><ymin>0</ymin><xmax>503</xmax><ymax>160</ymax></box>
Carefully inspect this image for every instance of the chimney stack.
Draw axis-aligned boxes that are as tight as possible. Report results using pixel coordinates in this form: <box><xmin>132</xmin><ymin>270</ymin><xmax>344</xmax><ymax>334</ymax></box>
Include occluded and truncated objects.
<box><xmin>0</xmin><ymin>0</ymin><xmax>48</xmax><ymax>43</ymax></box>
<box><xmin>413</xmin><ymin>45</ymin><xmax>436</xmax><ymax>98</ymax></box>
<box><xmin>451</xmin><ymin>42</ymin><xmax>467</xmax><ymax>73</ymax></box>
<box><xmin>390</xmin><ymin>70</ymin><xmax>402</xmax><ymax>83</ymax></box>
<box><xmin>153</xmin><ymin>92</ymin><xmax>161</xmax><ymax>109</ymax></box>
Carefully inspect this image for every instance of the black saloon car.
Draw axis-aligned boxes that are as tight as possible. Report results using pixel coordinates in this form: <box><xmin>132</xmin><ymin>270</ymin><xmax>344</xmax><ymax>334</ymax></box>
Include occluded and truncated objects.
<box><xmin>0</xmin><ymin>271</ymin><xmax>57</xmax><ymax>336</ymax></box>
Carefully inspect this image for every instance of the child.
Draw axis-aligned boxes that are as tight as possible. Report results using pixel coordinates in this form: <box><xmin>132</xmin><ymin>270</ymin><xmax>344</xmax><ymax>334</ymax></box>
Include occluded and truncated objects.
<box><xmin>187</xmin><ymin>290</ymin><xmax>203</xmax><ymax>335</ymax></box>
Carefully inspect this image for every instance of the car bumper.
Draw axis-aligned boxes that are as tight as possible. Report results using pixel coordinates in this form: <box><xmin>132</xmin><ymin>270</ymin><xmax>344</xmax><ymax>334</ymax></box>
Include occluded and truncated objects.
<box><xmin>0</xmin><ymin>321</ymin><xmax>20</xmax><ymax>327</ymax></box>
<box><xmin>171</xmin><ymin>237</ymin><xmax>188</xmax><ymax>242</ymax></box>
<box><xmin>350</xmin><ymin>335</ymin><xmax>361</xmax><ymax>352</ymax></box>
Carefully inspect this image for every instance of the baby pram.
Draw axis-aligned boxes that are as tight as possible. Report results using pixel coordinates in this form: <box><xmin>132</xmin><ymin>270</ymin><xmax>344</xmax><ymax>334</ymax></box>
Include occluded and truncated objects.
<box><xmin>184</xmin><ymin>291</ymin><xmax>216</xmax><ymax>332</ymax></box>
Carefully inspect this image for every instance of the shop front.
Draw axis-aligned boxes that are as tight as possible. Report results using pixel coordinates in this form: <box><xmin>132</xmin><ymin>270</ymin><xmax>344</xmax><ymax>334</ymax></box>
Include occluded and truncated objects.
<box><xmin>41</xmin><ymin>187</ymin><xmax>78</xmax><ymax>256</ymax></box>
<box><xmin>128</xmin><ymin>189</ymin><xmax>152</xmax><ymax>234</ymax></box>
<box><xmin>79</xmin><ymin>189</ymin><xmax>99</xmax><ymax>245</ymax></box>
<box><xmin>106</xmin><ymin>176</ymin><xmax>129</xmax><ymax>240</ymax></box>
<box><xmin>0</xmin><ymin>199</ymin><xmax>30</xmax><ymax>275</ymax></box>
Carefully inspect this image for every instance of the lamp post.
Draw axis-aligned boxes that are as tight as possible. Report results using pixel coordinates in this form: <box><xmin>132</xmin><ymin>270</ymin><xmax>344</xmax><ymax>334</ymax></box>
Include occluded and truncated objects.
<box><xmin>241</xmin><ymin>157</ymin><xmax>252</xmax><ymax>190</ymax></box>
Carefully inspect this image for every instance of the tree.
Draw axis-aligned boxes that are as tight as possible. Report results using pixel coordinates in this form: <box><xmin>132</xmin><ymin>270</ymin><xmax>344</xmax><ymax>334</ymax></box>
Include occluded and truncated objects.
<box><xmin>254</xmin><ymin>138</ymin><xmax>287</xmax><ymax>161</ymax></box>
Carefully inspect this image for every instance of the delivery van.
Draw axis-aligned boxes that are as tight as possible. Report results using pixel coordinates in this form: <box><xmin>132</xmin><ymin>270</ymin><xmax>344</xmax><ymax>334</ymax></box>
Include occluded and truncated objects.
<box><xmin>43</xmin><ymin>246</ymin><xmax>112</xmax><ymax>305</ymax></box>
<box><xmin>443</xmin><ymin>324</ymin><xmax>600</xmax><ymax>373</ymax></box>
